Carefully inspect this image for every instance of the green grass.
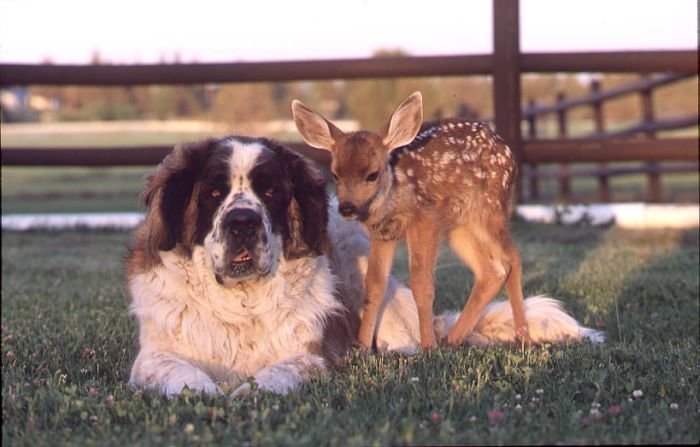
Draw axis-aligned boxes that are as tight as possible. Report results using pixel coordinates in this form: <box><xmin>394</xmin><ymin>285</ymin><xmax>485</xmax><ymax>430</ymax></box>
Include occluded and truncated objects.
<box><xmin>1</xmin><ymin>166</ymin><xmax>151</xmax><ymax>214</ymax></box>
<box><xmin>0</xmin><ymin>126</ymin><xmax>225</xmax><ymax>149</ymax></box>
<box><xmin>2</xmin><ymin>224</ymin><xmax>698</xmax><ymax>445</ymax></box>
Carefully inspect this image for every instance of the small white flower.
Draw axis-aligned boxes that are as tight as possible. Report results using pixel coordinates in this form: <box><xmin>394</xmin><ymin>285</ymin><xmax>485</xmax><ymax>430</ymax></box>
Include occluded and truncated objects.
<box><xmin>632</xmin><ymin>389</ymin><xmax>644</xmax><ymax>399</ymax></box>
<box><xmin>591</xmin><ymin>402</ymin><xmax>601</xmax><ymax>409</ymax></box>
<box><xmin>590</xmin><ymin>408</ymin><xmax>602</xmax><ymax>418</ymax></box>
<box><xmin>531</xmin><ymin>397</ymin><xmax>540</xmax><ymax>403</ymax></box>
<box><xmin>535</xmin><ymin>388</ymin><xmax>544</xmax><ymax>395</ymax></box>
<box><xmin>468</xmin><ymin>416</ymin><xmax>477</xmax><ymax>423</ymax></box>
<box><xmin>410</xmin><ymin>377</ymin><xmax>420</xmax><ymax>383</ymax></box>
<box><xmin>670</xmin><ymin>403</ymin><xmax>679</xmax><ymax>410</ymax></box>
<box><xmin>627</xmin><ymin>397</ymin><xmax>634</xmax><ymax>403</ymax></box>
<box><xmin>183</xmin><ymin>423</ymin><xmax>195</xmax><ymax>434</ymax></box>
<box><xmin>514</xmin><ymin>404</ymin><xmax>522</xmax><ymax>411</ymax></box>
<box><xmin>514</xmin><ymin>394</ymin><xmax>522</xmax><ymax>401</ymax></box>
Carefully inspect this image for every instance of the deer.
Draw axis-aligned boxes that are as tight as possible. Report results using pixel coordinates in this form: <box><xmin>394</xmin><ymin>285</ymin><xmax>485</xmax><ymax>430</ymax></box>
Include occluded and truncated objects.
<box><xmin>291</xmin><ymin>92</ymin><xmax>529</xmax><ymax>350</ymax></box>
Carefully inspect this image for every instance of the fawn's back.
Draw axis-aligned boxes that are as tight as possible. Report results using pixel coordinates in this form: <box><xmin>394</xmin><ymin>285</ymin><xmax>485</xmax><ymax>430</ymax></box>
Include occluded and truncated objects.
<box><xmin>386</xmin><ymin>118</ymin><xmax>517</xmax><ymax>224</ymax></box>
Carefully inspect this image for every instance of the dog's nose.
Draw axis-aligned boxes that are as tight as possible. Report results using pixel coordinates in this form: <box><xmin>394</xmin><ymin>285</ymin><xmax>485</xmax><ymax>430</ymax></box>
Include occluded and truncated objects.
<box><xmin>338</xmin><ymin>202</ymin><xmax>357</xmax><ymax>218</ymax></box>
<box><xmin>225</xmin><ymin>208</ymin><xmax>262</xmax><ymax>236</ymax></box>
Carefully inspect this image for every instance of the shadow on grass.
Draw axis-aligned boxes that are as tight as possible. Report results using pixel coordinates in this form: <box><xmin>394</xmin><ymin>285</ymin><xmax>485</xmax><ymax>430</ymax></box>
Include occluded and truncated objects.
<box><xmin>609</xmin><ymin>228</ymin><xmax>699</xmax><ymax>344</ymax></box>
<box><xmin>398</xmin><ymin>221</ymin><xmax>609</xmax><ymax>317</ymax></box>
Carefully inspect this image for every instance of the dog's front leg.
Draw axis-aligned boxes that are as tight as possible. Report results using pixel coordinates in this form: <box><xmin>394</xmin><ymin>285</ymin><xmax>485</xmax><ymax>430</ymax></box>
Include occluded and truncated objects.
<box><xmin>129</xmin><ymin>350</ymin><xmax>220</xmax><ymax>397</ymax></box>
<box><xmin>406</xmin><ymin>218</ymin><xmax>440</xmax><ymax>349</ymax></box>
<box><xmin>231</xmin><ymin>353</ymin><xmax>326</xmax><ymax>397</ymax></box>
<box><xmin>357</xmin><ymin>239</ymin><xmax>397</xmax><ymax>350</ymax></box>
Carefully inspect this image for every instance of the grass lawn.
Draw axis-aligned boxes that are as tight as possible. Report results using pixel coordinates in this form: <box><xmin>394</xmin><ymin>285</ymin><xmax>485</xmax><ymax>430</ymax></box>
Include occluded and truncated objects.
<box><xmin>2</xmin><ymin>223</ymin><xmax>698</xmax><ymax>445</ymax></box>
<box><xmin>1</xmin><ymin>166</ymin><xmax>150</xmax><ymax>214</ymax></box>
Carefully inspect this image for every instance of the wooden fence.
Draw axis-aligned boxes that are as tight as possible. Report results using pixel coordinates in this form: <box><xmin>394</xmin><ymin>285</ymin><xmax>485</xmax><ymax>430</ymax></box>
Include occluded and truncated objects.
<box><xmin>1</xmin><ymin>0</ymin><xmax>697</xmax><ymax>203</ymax></box>
<box><xmin>522</xmin><ymin>73</ymin><xmax>698</xmax><ymax>202</ymax></box>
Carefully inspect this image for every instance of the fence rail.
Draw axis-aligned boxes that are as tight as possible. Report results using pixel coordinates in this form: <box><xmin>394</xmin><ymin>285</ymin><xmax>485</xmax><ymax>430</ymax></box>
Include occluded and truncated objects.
<box><xmin>1</xmin><ymin>51</ymin><xmax>696</xmax><ymax>87</ymax></box>
<box><xmin>522</xmin><ymin>73</ymin><xmax>696</xmax><ymax>118</ymax></box>
<box><xmin>523</xmin><ymin>72</ymin><xmax>698</xmax><ymax>202</ymax></box>
<box><xmin>0</xmin><ymin>143</ymin><xmax>331</xmax><ymax>167</ymax></box>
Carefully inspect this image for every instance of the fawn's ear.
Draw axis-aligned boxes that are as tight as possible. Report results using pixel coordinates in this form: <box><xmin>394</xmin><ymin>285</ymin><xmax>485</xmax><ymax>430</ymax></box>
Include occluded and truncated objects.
<box><xmin>291</xmin><ymin>100</ymin><xmax>344</xmax><ymax>152</ymax></box>
<box><xmin>381</xmin><ymin>91</ymin><xmax>423</xmax><ymax>150</ymax></box>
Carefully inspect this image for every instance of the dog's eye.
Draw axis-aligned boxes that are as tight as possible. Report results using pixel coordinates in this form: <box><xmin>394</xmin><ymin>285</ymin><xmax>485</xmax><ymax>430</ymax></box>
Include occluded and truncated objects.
<box><xmin>211</xmin><ymin>189</ymin><xmax>221</xmax><ymax>198</ymax></box>
<box><xmin>366</xmin><ymin>171</ymin><xmax>380</xmax><ymax>182</ymax></box>
<box><xmin>264</xmin><ymin>187</ymin><xmax>275</xmax><ymax>197</ymax></box>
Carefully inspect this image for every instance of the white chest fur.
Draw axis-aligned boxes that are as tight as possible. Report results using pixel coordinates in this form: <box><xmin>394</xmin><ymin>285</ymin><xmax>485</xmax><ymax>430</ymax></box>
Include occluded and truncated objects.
<box><xmin>128</xmin><ymin>247</ymin><xmax>341</xmax><ymax>383</ymax></box>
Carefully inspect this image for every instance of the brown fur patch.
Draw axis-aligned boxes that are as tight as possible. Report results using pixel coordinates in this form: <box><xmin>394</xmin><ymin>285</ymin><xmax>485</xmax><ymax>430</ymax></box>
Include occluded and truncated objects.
<box><xmin>321</xmin><ymin>309</ymin><xmax>360</xmax><ymax>368</ymax></box>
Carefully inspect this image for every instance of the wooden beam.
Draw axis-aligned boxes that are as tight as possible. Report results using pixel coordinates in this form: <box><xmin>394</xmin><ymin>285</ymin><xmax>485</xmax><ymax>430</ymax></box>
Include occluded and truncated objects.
<box><xmin>2</xmin><ymin>50</ymin><xmax>695</xmax><ymax>87</ymax></box>
<box><xmin>521</xmin><ymin>50</ymin><xmax>698</xmax><ymax>74</ymax></box>
<box><xmin>0</xmin><ymin>55</ymin><xmax>494</xmax><ymax>86</ymax></box>
<box><xmin>522</xmin><ymin>73</ymin><xmax>696</xmax><ymax>118</ymax></box>
<box><xmin>523</xmin><ymin>138</ymin><xmax>699</xmax><ymax>163</ymax></box>
<box><xmin>0</xmin><ymin>143</ymin><xmax>330</xmax><ymax>167</ymax></box>
<box><xmin>493</xmin><ymin>0</ymin><xmax>523</xmax><ymax>199</ymax></box>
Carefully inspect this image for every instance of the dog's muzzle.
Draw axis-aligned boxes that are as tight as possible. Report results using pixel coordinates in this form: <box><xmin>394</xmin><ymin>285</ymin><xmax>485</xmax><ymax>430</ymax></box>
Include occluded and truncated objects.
<box><xmin>213</xmin><ymin>207</ymin><xmax>274</xmax><ymax>285</ymax></box>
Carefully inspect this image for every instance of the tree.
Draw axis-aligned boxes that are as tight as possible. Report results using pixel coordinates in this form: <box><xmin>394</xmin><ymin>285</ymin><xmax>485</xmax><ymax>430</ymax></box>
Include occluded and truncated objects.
<box><xmin>210</xmin><ymin>83</ymin><xmax>277</xmax><ymax>123</ymax></box>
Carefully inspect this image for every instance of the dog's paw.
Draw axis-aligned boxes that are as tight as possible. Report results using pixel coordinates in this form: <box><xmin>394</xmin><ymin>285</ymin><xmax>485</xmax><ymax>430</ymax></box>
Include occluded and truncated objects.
<box><xmin>231</xmin><ymin>377</ymin><xmax>260</xmax><ymax>398</ymax></box>
<box><xmin>161</xmin><ymin>370</ymin><xmax>220</xmax><ymax>397</ymax></box>
<box><xmin>231</xmin><ymin>382</ymin><xmax>252</xmax><ymax>398</ymax></box>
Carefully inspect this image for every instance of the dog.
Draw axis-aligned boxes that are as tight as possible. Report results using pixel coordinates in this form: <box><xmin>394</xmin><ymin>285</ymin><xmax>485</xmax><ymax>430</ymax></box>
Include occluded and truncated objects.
<box><xmin>292</xmin><ymin>92</ymin><xmax>527</xmax><ymax>349</ymax></box>
<box><xmin>126</xmin><ymin>135</ymin><xmax>604</xmax><ymax>397</ymax></box>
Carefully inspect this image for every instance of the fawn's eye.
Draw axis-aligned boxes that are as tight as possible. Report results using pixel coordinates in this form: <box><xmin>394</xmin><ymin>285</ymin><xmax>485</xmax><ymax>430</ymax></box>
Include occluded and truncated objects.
<box><xmin>264</xmin><ymin>187</ymin><xmax>275</xmax><ymax>197</ymax></box>
<box><xmin>366</xmin><ymin>171</ymin><xmax>380</xmax><ymax>182</ymax></box>
<box><xmin>211</xmin><ymin>189</ymin><xmax>221</xmax><ymax>198</ymax></box>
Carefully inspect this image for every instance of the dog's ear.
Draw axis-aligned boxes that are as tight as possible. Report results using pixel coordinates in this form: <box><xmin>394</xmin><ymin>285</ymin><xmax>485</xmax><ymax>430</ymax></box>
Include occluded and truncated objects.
<box><xmin>279</xmin><ymin>146</ymin><xmax>330</xmax><ymax>259</ymax></box>
<box><xmin>140</xmin><ymin>140</ymin><xmax>211</xmax><ymax>254</ymax></box>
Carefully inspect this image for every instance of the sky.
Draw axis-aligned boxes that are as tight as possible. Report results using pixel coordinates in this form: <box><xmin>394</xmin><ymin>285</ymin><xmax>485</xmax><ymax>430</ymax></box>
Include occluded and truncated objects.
<box><xmin>0</xmin><ymin>0</ymin><xmax>696</xmax><ymax>64</ymax></box>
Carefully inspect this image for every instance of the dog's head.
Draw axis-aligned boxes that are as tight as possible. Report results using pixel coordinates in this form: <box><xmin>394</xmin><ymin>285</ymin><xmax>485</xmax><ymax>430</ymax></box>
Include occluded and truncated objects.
<box><xmin>134</xmin><ymin>136</ymin><xmax>329</xmax><ymax>287</ymax></box>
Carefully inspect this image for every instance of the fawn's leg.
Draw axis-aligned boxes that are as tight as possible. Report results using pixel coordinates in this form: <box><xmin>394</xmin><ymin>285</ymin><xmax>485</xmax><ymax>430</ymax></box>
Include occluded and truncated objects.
<box><xmin>406</xmin><ymin>219</ymin><xmax>441</xmax><ymax>349</ymax></box>
<box><xmin>502</xmin><ymin>238</ymin><xmax>529</xmax><ymax>341</ymax></box>
<box><xmin>357</xmin><ymin>238</ymin><xmax>396</xmax><ymax>350</ymax></box>
<box><xmin>445</xmin><ymin>224</ymin><xmax>508</xmax><ymax>345</ymax></box>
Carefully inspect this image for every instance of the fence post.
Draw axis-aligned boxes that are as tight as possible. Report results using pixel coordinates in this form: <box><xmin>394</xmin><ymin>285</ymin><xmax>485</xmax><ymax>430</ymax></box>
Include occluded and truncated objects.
<box><xmin>590</xmin><ymin>79</ymin><xmax>611</xmax><ymax>202</ymax></box>
<box><xmin>640</xmin><ymin>75</ymin><xmax>662</xmax><ymax>202</ymax></box>
<box><xmin>493</xmin><ymin>0</ymin><xmax>523</xmax><ymax>202</ymax></box>
<box><xmin>556</xmin><ymin>92</ymin><xmax>571</xmax><ymax>202</ymax></box>
<box><xmin>525</xmin><ymin>99</ymin><xmax>540</xmax><ymax>201</ymax></box>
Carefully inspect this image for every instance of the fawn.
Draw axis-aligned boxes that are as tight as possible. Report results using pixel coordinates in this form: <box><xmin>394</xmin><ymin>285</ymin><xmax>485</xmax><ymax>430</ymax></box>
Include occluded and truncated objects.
<box><xmin>291</xmin><ymin>92</ymin><xmax>529</xmax><ymax>349</ymax></box>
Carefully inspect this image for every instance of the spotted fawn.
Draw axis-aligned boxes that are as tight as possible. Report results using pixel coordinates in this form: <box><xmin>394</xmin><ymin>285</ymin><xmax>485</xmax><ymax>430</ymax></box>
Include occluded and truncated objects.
<box><xmin>292</xmin><ymin>92</ymin><xmax>529</xmax><ymax>349</ymax></box>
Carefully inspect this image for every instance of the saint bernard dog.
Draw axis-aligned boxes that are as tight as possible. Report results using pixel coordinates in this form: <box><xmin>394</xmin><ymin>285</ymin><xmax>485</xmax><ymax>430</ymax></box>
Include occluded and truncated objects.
<box><xmin>126</xmin><ymin>136</ymin><xmax>603</xmax><ymax>397</ymax></box>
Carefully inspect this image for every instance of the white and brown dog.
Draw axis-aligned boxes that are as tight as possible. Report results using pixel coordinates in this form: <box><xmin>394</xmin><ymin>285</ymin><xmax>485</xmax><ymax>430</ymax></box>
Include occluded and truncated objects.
<box><xmin>126</xmin><ymin>136</ymin><xmax>603</xmax><ymax>397</ymax></box>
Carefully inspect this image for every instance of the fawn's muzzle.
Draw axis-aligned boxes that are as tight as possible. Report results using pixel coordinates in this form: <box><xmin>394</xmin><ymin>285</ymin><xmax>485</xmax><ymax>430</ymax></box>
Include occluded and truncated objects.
<box><xmin>338</xmin><ymin>202</ymin><xmax>358</xmax><ymax>219</ymax></box>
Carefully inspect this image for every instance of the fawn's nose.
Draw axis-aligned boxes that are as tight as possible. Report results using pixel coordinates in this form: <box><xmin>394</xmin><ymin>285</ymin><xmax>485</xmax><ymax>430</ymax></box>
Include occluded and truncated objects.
<box><xmin>224</xmin><ymin>208</ymin><xmax>262</xmax><ymax>237</ymax></box>
<box><xmin>338</xmin><ymin>202</ymin><xmax>358</xmax><ymax>218</ymax></box>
